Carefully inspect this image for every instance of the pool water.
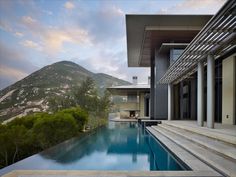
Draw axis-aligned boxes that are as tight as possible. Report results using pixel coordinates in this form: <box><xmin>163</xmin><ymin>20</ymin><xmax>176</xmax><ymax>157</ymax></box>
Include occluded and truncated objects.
<box><xmin>0</xmin><ymin>122</ymin><xmax>188</xmax><ymax>175</ymax></box>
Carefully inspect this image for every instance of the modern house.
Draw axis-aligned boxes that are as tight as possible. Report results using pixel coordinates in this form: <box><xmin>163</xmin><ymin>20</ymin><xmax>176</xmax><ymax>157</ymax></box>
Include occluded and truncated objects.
<box><xmin>124</xmin><ymin>1</ymin><xmax>236</xmax><ymax>176</ymax></box>
<box><xmin>126</xmin><ymin>0</ymin><xmax>235</xmax><ymax>128</ymax></box>
<box><xmin>108</xmin><ymin>76</ymin><xmax>150</xmax><ymax>118</ymax></box>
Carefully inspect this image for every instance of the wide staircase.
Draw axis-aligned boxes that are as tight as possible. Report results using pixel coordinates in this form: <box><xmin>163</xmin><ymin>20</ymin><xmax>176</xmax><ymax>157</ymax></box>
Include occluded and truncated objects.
<box><xmin>148</xmin><ymin>121</ymin><xmax>236</xmax><ymax>177</ymax></box>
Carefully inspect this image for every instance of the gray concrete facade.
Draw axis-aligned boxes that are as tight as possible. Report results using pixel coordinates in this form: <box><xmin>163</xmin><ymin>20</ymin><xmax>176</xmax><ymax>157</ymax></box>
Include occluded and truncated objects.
<box><xmin>150</xmin><ymin>57</ymin><xmax>155</xmax><ymax>120</ymax></box>
<box><xmin>154</xmin><ymin>52</ymin><xmax>169</xmax><ymax>119</ymax></box>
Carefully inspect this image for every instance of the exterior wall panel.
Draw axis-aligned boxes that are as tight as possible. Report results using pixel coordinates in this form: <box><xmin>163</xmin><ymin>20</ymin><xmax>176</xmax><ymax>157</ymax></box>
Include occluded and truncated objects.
<box><xmin>154</xmin><ymin>52</ymin><xmax>169</xmax><ymax>119</ymax></box>
<box><xmin>222</xmin><ymin>54</ymin><xmax>236</xmax><ymax>125</ymax></box>
<box><xmin>139</xmin><ymin>93</ymin><xmax>145</xmax><ymax>117</ymax></box>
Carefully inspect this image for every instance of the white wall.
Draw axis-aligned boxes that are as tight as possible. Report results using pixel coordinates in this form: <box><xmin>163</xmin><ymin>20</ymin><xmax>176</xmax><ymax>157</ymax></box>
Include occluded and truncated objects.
<box><xmin>222</xmin><ymin>54</ymin><xmax>236</xmax><ymax>125</ymax></box>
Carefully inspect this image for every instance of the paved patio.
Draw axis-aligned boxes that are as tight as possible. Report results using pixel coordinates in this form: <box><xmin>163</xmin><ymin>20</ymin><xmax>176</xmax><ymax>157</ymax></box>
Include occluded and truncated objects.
<box><xmin>162</xmin><ymin>120</ymin><xmax>236</xmax><ymax>144</ymax></box>
<box><xmin>148</xmin><ymin>120</ymin><xmax>236</xmax><ymax>177</ymax></box>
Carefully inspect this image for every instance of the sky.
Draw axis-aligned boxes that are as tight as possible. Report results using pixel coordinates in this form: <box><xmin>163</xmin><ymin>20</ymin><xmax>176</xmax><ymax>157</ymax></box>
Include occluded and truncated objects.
<box><xmin>0</xmin><ymin>0</ymin><xmax>226</xmax><ymax>90</ymax></box>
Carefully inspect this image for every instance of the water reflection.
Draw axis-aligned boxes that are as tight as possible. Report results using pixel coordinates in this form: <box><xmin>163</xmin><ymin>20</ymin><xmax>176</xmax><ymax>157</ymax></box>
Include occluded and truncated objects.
<box><xmin>40</xmin><ymin>122</ymin><xmax>184</xmax><ymax>170</ymax></box>
<box><xmin>0</xmin><ymin>122</ymin><xmax>186</xmax><ymax>175</ymax></box>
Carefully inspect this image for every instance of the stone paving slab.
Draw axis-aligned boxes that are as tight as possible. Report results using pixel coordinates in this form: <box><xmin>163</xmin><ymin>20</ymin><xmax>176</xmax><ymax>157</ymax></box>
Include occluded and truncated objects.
<box><xmin>152</xmin><ymin>126</ymin><xmax>236</xmax><ymax>177</ymax></box>
<box><xmin>110</xmin><ymin>118</ymin><xmax>137</xmax><ymax>122</ymax></box>
<box><xmin>2</xmin><ymin>170</ymin><xmax>223</xmax><ymax>177</ymax></box>
<box><xmin>158</xmin><ymin>124</ymin><xmax>236</xmax><ymax>161</ymax></box>
<box><xmin>163</xmin><ymin>121</ymin><xmax>236</xmax><ymax>145</ymax></box>
<box><xmin>146</xmin><ymin>127</ymin><xmax>217</xmax><ymax>173</ymax></box>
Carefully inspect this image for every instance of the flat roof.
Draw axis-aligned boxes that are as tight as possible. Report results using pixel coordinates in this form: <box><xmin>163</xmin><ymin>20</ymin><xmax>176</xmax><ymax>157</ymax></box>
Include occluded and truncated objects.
<box><xmin>108</xmin><ymin>84</ymin><xmax>150</xmax><ymax>95</ymax></box>
<box><xmin>126</xmin><ymin>14</ymin><xmax>212</xmax><ymax>67</ymax></box>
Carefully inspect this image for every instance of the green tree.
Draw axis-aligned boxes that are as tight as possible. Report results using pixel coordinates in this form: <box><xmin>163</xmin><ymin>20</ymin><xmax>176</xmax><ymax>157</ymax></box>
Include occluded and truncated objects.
<box><xmin>60</xmin><ymin>107</ymin><xmax>88</xmax><ymax>131</ymax></box>
<box><xmin>32</xmin><ymin>113</ymin><xmax>78</xmax><ymax>149</ymax></box>
<box><xmin>0</xmin><ymin>124</ymin><xmax>10</xmax><ymax>167</ymax></box>
<box><xmin>98</xmin><ymin>90</ymin><xmax>112</xmax><ymax>118</ymax></box>
<box><xmin>0</xmin><ymin>124</ymin><xmax>29</xmax><ymax>166</ymax></box>
<box><xmin>48</xmin><ymin>95</ymin><xmax>76</xmax><ymax>113</ymax></box>
<box><xmin>74</xmin><ymin>77</ymin><xmax>99</xmax><ymax>113</ymax></box>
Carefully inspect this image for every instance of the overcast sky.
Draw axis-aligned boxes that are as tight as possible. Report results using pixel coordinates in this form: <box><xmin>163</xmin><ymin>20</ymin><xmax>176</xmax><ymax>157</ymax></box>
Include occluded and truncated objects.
<box><xmin>0</xmin><ymin>0</ymin><xmax>226</xmax><ymax>90</ymax></box>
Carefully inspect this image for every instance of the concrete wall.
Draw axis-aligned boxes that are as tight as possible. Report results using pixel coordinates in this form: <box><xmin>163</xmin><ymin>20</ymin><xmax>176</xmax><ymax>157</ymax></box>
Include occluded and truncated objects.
<box><xmin>222</xmin><ymin>54</ymin><xmax>236</xmax><ymax>125</ymax></box>
<box><xmin>118</xmin><ymin>102</ymin><xmax>139</xmax><ymax>118</ymax></box>
<box><xmin>139</xmin><ymin>93</ymin><xmax>145</xmax><ymax>117</ymax></box>
<box><xmin>154</xmin><ymin>52</ymin><xmax>169</xmax><ymax>119</ymax></box>
<box><xmin>190</xmin><ymin>77</ymin><xmax>197</xmax><ymax>120</ymax></box>
<box><xmin>150</xmin><ymin>57</ymin><xmax>155</xmax><ymax>119</ymax></box>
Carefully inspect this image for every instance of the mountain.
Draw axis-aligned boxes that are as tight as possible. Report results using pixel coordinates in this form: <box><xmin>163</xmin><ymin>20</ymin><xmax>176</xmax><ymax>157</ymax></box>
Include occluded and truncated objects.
<box><xmin>0</xmin><ymin>61</ymin><xmax>130</xmax><ymax>122</ymax></box>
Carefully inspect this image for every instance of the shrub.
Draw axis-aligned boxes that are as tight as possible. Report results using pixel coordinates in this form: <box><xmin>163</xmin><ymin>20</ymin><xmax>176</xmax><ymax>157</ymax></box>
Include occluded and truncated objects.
<box><xmin>32</xmin><ymin>113</ymin><xmax>78</xmax><ymax>149</ymax></box>
<box><xmin>60</xmin><ymin>107</ymin><xmax>88</xmax><ymax>131</ymax></box>
<box><xmin>0</xmin><ymin>124</ymin><xmax>30</xmax><ymax>166</ymax></box>
<box><xmin>7</xmin><ymin>113</ymin><xmax>47</xmax><ymax>129</ymax></box>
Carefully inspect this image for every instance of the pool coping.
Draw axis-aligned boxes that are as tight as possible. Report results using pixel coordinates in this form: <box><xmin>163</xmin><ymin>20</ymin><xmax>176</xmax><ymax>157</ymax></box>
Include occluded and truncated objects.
<box><xmin>2</xmin><ymin>170</ymin><xmax>223</xmax><ymax>177</ymax></box>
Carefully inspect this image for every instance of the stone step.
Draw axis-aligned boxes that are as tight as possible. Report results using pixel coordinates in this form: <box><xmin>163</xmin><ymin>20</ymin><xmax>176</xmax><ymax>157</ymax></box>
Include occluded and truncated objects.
<box><xmin>158</xmin><ymin>124</ymin><xmax>236</xmax><ymax>161</ymax></box>
<box><xmin>146</xmin><ymin>127</ymin><xmax>220</xmax><ymax>176</ymax></box>
<box><xmin>151</xmin><ymin>126</ymin><xmax>236</xmax><ymax>177</ymax></box>
<box><xmin>162</xmin><ymin>121</ymin><xmax>236</xmax><ymax>145</ymax></box>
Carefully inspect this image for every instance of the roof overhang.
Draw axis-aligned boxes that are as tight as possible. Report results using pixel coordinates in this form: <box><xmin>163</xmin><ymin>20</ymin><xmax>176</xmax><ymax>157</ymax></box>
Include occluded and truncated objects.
<box><xmin>126</xmin><ymin>14</ymin><xmax>213</xmax><ymax>67</ymax></box>
<box><xmin>157</xmin><ymin>43</ymin><xmax>189</xmax><ymax>55</ymax></box>
<box><xmin>107</xmin><ymin>85</ymin><xmax>150</xmax><ymax>96</ymax></box>
<box><xmin>159</xmin><ymin>0</ymin><xmax>236</xmax><ymax>84</ymax></box>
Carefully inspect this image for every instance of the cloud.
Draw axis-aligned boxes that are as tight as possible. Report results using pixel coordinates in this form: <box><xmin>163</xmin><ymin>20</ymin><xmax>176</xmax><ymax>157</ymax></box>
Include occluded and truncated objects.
<box><xmin>0</xmin><ymin>41</ymin><xmax>38</xmax><ymax>89</ymax></box>
<box><xmin>0</xmin><ymin>65</ymin><xmax>27</xmax><ymax>81</ymax></box>
<box><xmin>64</xmin><ymin>1</ymin><xmax>75</xmax><ymax>10</ymax></box>
<box><xmin>43</xmin><ymin>28</ymin><xmax>91</xmax><ymax>54</ymax></box>
<box><xmin>158</xmin><ymin>0</ymin><xmax>226</xmax><ymax>14</ymax></box>
<box><xmin>0</xmin><ymin>20</ymin><xmax>13</xmax><ymax>32</ymax></box>
<box><xmin>20</xmin><ymin>40</ymin><xmax>42</xmax><ymax>51</ymax></box>
<box><xmin>14</xmin><ymin>32</ymin><xmax>24</xmax><ymax>37</ymax></box>
<box><xmin>22</xmin><ymin>16</ymin><xmax>37</xmax><ymax>24</ymax></box>
<box><xmin>43</xmin><ymin>10</ymin><xmax>53</xmax><ymax>15</ymax></box>
<box><xmin>19</xmin><ymin>16</ymin><xmax>91</xmax><ymax>55</ymax></box>
<box><xmin>0</xmin><ymin>20</ymin><xmax>24</xmax><ymax>38</ymax></box>
<box><xmin>101</xmin><ymin>5</ymin><xmax>124</xmax><ymax>18</ymax></box>
<box><xmin>76</xmin><ymin>48</ymin><xmax>150</xmax><ymax>84</ymax></box>
<box><xmin>76</xmin><ymin>4</ymin><xmax>125</xmax><ymax>46</ymax></box>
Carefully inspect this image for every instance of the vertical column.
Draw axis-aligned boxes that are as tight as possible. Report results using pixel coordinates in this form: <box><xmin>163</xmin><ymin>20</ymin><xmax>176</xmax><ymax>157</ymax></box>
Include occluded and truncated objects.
<box><xmin>154</xmin><ymin>53</ymin><xmax>169</xmax><ymax>119</ymax></box>
<box><xmin>149</xmin><ymin>98</ymin><xmax>151</xmax><ymax>117</ymax></box>
<box><xmin>168</xmin><ymin>84</ymin><xmax>173</xmax><ymax>120</ymax></box>
<box><xmin>197</xmin><ymin>61</ymin><xmax>204</xmax><ymax>126</ymax></box>
<box><xmin>179</xmin><ymin>82</ymin><xmax>184</xmax><ymax>120</ymax></box>
<box><xmin>150</xmin><ymin>58</ymin><xmax>155</xmax><ymax>120</ymax></box>
<box><xmin>207</xmin><ymin>55</ymin><xmax>215</xmax><ymax>128</ymax></box>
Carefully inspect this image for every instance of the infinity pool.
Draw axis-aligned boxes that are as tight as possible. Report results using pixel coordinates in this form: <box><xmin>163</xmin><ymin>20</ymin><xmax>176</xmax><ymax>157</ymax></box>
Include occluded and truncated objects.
<box><xmin>0</xmin><ymin>122</ymin><xmax>189</xmax><ymax>175</ymax></box>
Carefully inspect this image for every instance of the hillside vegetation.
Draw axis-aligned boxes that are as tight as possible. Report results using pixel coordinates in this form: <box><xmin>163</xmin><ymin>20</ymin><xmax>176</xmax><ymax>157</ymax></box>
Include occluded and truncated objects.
<box><xmin>0</xmin><ymin>61</ymin><xmax>130</xmax><ymax>122</ymax></box>
<box><xmin>0</xmin><ymin>76</ymin><xmax>110</xmax><ymax>169</ymax></box>
<box><xmin>0</xmin><ymin>107</ymin><xmax>88</xmax><ymax>168</ymax></box>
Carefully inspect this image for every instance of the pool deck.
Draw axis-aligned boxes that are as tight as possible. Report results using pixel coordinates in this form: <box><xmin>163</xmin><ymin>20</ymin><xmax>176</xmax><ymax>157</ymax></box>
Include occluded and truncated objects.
<box><xmin>148</xmin><ymin>120</ymin><xmax>236</xmax><ymax>177</ymax></box>
<box><xmin>3</xmin><ymin>170</ymin><xmax>222</xmax><ymax>177</ymax></box>
<box><xmin>110</xmin><ymin>118</ymin><xmax>137</xmax><ymax>122</ymax></box>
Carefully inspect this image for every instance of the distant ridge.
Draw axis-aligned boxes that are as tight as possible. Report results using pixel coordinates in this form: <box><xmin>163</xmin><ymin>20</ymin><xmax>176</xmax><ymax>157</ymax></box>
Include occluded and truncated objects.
<box><xmin>0</xmin><ymin>61</ymin><xmax>130</xmax><ymax>122</ymax></box>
